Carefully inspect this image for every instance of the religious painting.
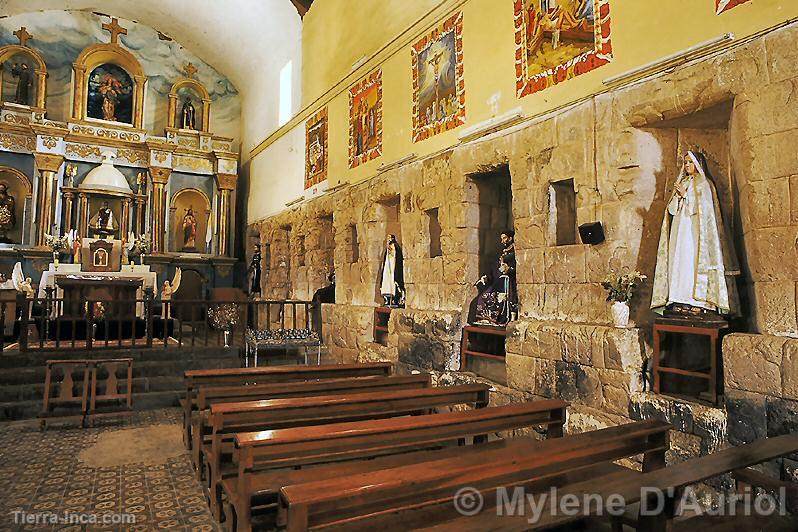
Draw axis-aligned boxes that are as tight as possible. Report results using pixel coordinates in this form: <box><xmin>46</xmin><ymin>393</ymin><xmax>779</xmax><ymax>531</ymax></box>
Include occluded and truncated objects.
<box><xmin>514</xmin><ymin>0</ymin><xmax>613</xmax><ymax>98</ymax></box>
<box><xmin>348</xmin><ymin>69</ymin><xmax>382</xmax><ymax>169</ymax></box>
<box><xmin>305</xmin><ymin>106</ymin><xmax>328</xmax><ymax>189</ymax></box>
<box><xmin>411</xmin><ymin>11</ymin><xmax>465</xmax><ymax>143</ymax></box>
<box><xmin>716</xmin><ymin>0</ymin><xmax>751</xmax><ymax>14</ymax></box>
<box><xmin>86</xmin><ymin>63</ymin><xmax>134</xmax><ymax>124</ymax></box>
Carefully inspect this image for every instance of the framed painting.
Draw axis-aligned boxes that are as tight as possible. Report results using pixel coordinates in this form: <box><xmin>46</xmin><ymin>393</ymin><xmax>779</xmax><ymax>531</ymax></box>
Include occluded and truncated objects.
<box><xmin>348</xmin><ymin>69</ymin><xmax>382</xmax><ymax>169</ymax></box>
<box><xmin>411</xmin><ymin>11</ymin><xmax>465</xmax><ymax>143</ymax></box>
<box><xmin>87</xmin><ymin>63</ymin><xmax>134</xmax><ymax>124</ymax></box>
<box><xmin>514</xmin><ymin>0</ymin><xmax>613</xmax><ymax>98</ymax></box>
<box><xmin>716</xmin><ymin>0</ymin><xmax>751</xmax><ymax>14</ymax></box>
<box><xmin>305</xmin><ymin>106</ymin><xmax>328</xmax><ymax>189</ymax></box>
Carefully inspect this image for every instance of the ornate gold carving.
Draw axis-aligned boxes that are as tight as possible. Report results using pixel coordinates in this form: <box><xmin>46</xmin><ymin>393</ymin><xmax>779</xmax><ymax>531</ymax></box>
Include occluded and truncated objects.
<box><xmin>41</xmin><ymin>136</ymin><xmax>58</xmax><ymax>149</ymax></box>
<box><xmin>215</xmin><ymin>173</ymin><xmax>238</xmax><ymax>191</ymax></box>
<box><xmin>69</xmin><ymin>124</ymin><xmax>142</xmax><ymax>142</ymax></box>
<box><xmin>149</xmin><ymin>166</ymin><xmax>172</xmax><ymax>184</ymax></box>
<box><xmin>174</xmin><ymin>155</ymin><xmax>212</xmax><ymax>173</ymax></box>
<box><xmin>65</xmin><ymin>143</ymin><xmax>101</xmax><ymax>158</ymax></box>
<box><xmin>212</xmin><ymin>141</ymin><xmax>231</xmax><ymax>151</ymax></box>
<box><xmin>178</xmin><ymin>137</ymin><xmax>199</xmax><ymax>148</ymax></box>
<box><xmin>33</xmin><ymin>152</ymin><xmax>65</xmax><ymax>173</ymax></box>
<box><xmin>0</xmin><ymin>133</ymin><xmax>33</xmax><ymax>152</ymax></box>
<box><xmin>4</xmin><ymin>113</ymin><xmax>29</xmax><ymax>125</ymax></box>
<box><xmin>117</xmin><ymin>148</ymin><xmax>148</xmax><ymax>164</ymax></box>
<box><xmin>153</xmin><ymin>151</ymin><xmax>169</xmax><ymax>164</ymax></box>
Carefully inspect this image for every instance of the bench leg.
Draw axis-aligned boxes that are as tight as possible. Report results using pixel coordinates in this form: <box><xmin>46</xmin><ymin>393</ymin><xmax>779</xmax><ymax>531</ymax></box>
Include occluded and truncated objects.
<box><xmin>236</xmin><ymin>496</ymin><xmax>252</xmax><ymax>532</ymax></box>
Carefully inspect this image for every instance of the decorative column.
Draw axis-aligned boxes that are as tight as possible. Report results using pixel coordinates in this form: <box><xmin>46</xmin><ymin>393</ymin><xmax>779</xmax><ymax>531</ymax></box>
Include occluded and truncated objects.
<box><xmin>77</xmin><ymin>192</ymin><xmax>88</xmax><ymax>237</ymax></box>
<box><xmin>214</xmin><ymin>173</ymin><xmax>237</xmax><ymax>257</ymax></box>
<box><xmin>201</xmin><ymin>98</ymin><xmax>212</xmax><ymax>132</ymax></box>
<box><xmin>134</xmin><ymin>195</ymin><xmax>147</xmax><ymax>236</ymax></box>
<box><xmin>149</xmin><ymin>167</ymin><xmax>171</xmax><ymax>253</ymax></box>
<box><xmin>33</xmin><ymin>152</ymin><xmax>64</xmax><ymax>247</ymax></box>
<box><xmin>121</xmin><ymin>198</ymin><xmax>132</xmax><ymax>240</ymax></box>
<box><xmin>62</xmin><ymin>189</ymin><xmax>74</xmax><ymax>233</ymax></box>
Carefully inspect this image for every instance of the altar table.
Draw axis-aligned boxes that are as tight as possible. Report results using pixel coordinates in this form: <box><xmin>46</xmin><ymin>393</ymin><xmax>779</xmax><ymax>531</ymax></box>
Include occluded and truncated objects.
<box><xmin>38</xmin><ymin>269</ymin><xmax>157</xmax><ymax>318</ymax></box>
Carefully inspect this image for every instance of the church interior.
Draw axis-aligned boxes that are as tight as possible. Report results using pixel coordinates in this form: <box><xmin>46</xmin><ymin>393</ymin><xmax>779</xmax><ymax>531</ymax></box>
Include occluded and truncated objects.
<box><xmin>0</xmin><ymin>0</ymin><xmax>797</xmax><ymax>530</ymax></box>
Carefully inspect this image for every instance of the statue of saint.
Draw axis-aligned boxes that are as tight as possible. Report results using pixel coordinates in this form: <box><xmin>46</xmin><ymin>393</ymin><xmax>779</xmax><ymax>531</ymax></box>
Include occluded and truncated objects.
<box><xmin>98</xmin><ymin>74</ymin><xmax>123</xmax><ymax>121</ymax></box>
<box><xmin>248</xmin><ymin>244</ymin><xmax>262</xmax><ymax>296</ymax></box>
<box><xmin>651</xmin><ymin>150</ymin><xmax>740</xmax><ymax>318</ymax></box>
<box><xmin>89</xmin><ymin>201</ymin><xmax>118</xmax><ymax>238</ymax></box>
<box><xmin>470</xmin><ymin>230</ymin><xmax>518</xmax><ymax>326</ymax></box>
<box><xmin>378</xmin><ymin>234</ymin><xmax>405</xmax><ymax>307</ymax></box>
<box><xmin>181</xmin><ymin>98</ymin><xmax>196</xmax><ymax>130</ymax></box>
<box><xmin>10</xmin><ymin>63</ymin><xmax>32</xmax><ymax>105</ymax></box>
<box><xmin>182</xmin><ymin>207</ymin><xmax>198</xmax><ymax>250</ymax></box>
<box><xmin>0</xmin><ymin>183</ymin><xmax>16</xmax><ymax>243</ymax></box>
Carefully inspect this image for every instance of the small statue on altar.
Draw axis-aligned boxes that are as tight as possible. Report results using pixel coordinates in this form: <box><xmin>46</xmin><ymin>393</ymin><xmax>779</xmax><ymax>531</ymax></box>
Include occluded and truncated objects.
<box><xmin>469</xmin><ymin>230</ymin><xmax>518</xmax><ymax>326</ymax></box>
<box><xmin>181</xmin><ymin>98</ymin><xmax>196</xmax><ymax>130</ymax></box>
<box><xmin>378</xmin><ymin>234</ymin><xmax>405</xmax><ymax>307</ymax></box>
<box><xmin>182</xmin><ymin>207</ymin><xmax>198</xmax><ymax>250</ymax></box>
<box><xmin>0</xmin><ymin>182</ymin><xmax>16</xmax><ymax>243</ymax></box>
<box><xmin>89</xmin><ymin>201</ymin><xmax>118</xmax><ymax>238</ymax></box>
<box><xmin>135</xmin><ymin>171</ymin><xmax>147</xmax><ymax>194</ymax></box>
<box><xmin>248</xmin><ymin>244</ymin><xmax>262</xmax><ymax>296</ymax></box>
<box><xmin>651</xmin><ymin>150</ymin><xmax>740</xmax><ymax>318</ymax></box>
<box><xmin>10</xmin><ymin>63</ymin><xmax>32</xmax><ymax>105</ymax></box>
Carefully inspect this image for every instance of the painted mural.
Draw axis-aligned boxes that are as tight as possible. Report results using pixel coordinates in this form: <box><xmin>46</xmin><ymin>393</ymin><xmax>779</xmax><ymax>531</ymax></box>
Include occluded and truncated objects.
<box><xmin>514</xmin><ymin>0</ymin><xmax>612</xmax><ymax>98</ymax></box>
<box><xmin>87</xmin><ymin>64</ymin><xmax>133</xmax><ymax>124</ymax></box>
<box><xmin>348</xmin><ymin>69</ymin><xmax>382</xmax><ymax>169</ymax></box>
<box><xmin>305</xmin><ymin>106</ymin><xmax>328</xmax><ymax>189</ymax></box>
<box><xmin>716</xmin><ymin>0</ymin><xmax>752</xmax><ymax>14</ymax></box>
<box><xmin>0</xmin><ymin>11</ymin><xmax>240</xmax><ymax>144</ymax></box>
<box><xmin>411</xmin><ymin>11</ymin><xmax>465</xmax><ymax>143</ymax></box>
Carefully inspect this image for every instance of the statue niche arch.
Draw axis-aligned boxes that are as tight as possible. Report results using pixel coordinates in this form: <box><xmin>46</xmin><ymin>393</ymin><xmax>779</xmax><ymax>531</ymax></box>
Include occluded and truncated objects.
<box><xmin>72</xmin><ymin>39</ymin><xmax>146</xmax><ymax>128</ymax></box>
<box><xmin>0</xmin><ymin>43</ymin><xmax>47</xmax><ymax>109</ymax></box>
<box><xmin>169</xmin><ymin>188</ymin><xmax>211</xmax><ymax>254</ymax></box>
<box><xmin>0</xmin><ymin>166</ymin><xmax>33</xmax><ymax>245</ymax></box>
<box><xmin>168</xmin><ymin>75</ymin><xmax>211</xmax><ymax>132</ymax></box>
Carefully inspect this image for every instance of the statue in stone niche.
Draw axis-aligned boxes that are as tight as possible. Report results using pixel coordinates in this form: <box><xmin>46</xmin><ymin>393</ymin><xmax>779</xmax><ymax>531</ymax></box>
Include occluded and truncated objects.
<box><xmin>182</xmin><ymin>207</ymin><xmax>198</xmax><ymax>250</ymax></box>
<box><xmin>469</xmin><ymin>230</ymin><xmax>518</xmax><ymax>326</ymax></box>
<box><xmin>0</xmin><ymin>183</ymin><xmax>16</xmax><ymax>243</ymax></box>
<box><xmin>181</xmin><ymin>97</ymin><xmax>196</xmax><ymax>130</ymax></box>
<box><xmin>378</xmin><ymin>234</ymin><xmax>405</xmax><ymax>307</ymax></box>
<box><xmin>651</xmin><ymin>150</ymin><xmax>740</xmax><ymax>318</ymax></box>
<box><xmin>248</xmin><ymin>243</ymin><xmax>262</xmax><ymax>296</ymax></box>
<box><xmin>89</xmin><ymin>200</ymin><xmax>118</xmax><ymax>237</ymax></box>
<box><xmin>10</xmin><ymin>63</ymin><xmax>32</xmax><ymax>105</ymax></box>
<box><xmin>98</xmin><ymin>74</ymin><xmax>124</xmax><ymax>121</ymax></box>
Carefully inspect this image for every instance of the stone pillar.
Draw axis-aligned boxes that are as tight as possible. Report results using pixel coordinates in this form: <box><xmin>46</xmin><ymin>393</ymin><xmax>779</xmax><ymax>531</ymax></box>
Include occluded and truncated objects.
<box><xmin>121</xmin><ymin>198</ymin><xmax>132</xmax><ymax>239</ymax></box>
<box><xmin>33</xmin><ymin>152</ymin><xmax>64</xmax><ymax>247</ymax></box>
<box><xmin>62</xmin><ymin>190</ymin><xmax>74</xmax><ymax>233</ymax></box>
<box><xmin>215</xmin><ymin>173</ymin><xmax>237</xmax><ymax>257</ymax></box>
<box><xmin>149</xmin><ymin>167</ymin><xmax>171</xmax><ymax>253</ymax></box>
<box><xmin>77</xmin><ymin>192</ymin><xmax>88</xmax><ymax>237</ymax></box>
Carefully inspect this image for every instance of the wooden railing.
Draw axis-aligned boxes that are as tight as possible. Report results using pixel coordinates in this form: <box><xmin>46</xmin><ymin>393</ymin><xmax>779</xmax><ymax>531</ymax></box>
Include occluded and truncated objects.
<box><xmin>6</xmin><ymin>291</ymin><xmax>316</xmax><ymax>352</ymax></box>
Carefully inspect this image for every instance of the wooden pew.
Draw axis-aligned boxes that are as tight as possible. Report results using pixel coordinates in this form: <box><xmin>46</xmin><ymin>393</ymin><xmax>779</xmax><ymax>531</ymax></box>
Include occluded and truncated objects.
<box><xmin>411</xmin><ymin>433</ymin><xmax>798</xmax><ymax>532</ymax></box>
<box><xmin>191</xmin><ymin>374</ymin><xmax>431</xmax><ymax>469</ymax></box>
<box><xmin>182</xmin><ymin>362</ymin><xmax>393</xmax><ymax>447</ymax></box>
<box><xmin>278</xmin><ymin>419</ymin><xmax>671</xmax><ymax>532</ymax></box>
<box><xmin>206</xmin><ymin>384</ymin><xmax>491</xmax><ymax>520</ymax></box>
<box><xmin>229</xmin><ymin>400</ymin><xmax>568</xmax><ymax>531</ymax></box>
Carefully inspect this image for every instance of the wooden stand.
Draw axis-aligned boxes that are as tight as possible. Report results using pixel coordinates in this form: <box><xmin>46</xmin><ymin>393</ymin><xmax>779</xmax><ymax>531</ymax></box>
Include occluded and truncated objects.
<box><xmin>459</xmin><ymin>325</ymin><xmax>507</xmax><ymax>371</ymax></box>
<box><xmin>373</xmin><ymin>307</ymin><xmax>391</xmax><ymax>346</ymax></box>
<box><xmin>653</xmin><ymin>317</ymin><xmax>728</xmax><ymax>406</ymax></box>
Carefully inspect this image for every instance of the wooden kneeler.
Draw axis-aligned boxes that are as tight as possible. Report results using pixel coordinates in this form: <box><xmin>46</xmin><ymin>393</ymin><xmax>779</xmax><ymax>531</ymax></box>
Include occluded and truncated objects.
<box><xmin>87</xmin><ymin>358</ymin><xmax>134</xmax><ymax>426</ymax></box>
<box><xmin>39</xmin><ymin>360</ymin><xmax>91</xmax><ymax>429</ymax></box>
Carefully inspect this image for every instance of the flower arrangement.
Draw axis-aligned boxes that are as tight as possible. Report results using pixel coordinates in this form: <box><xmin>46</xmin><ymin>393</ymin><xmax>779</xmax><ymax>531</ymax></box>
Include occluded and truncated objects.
<box><xmin>45</xmin><ymin>233</ymin><xmax>70</xmax><ymax>253</ymax></box>
<box><xmin>130</xmin><ymin>234</ymin><xmax>152</xmax><ymax>256</ymax></box>
<box><xmin>208</xmin><ymin>303</ymin><xmax>239</xmax><ymax>331</ymax></box>
<box><xmin>602</xmin><ymin>271</ymin><xmax>646</xmax><ymax>303</ymax></box>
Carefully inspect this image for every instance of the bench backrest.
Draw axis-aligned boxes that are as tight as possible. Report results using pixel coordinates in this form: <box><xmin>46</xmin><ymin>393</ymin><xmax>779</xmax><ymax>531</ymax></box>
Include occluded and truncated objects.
<box><xmin>279</xmin><ymin>419</ymin><xmax>671</xmax><ymax>531</ymax></box>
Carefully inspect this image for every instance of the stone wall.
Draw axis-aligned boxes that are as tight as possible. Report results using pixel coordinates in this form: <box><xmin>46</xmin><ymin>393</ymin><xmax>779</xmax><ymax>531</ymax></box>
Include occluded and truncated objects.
<box><xmin>249</xmin><ymin>22</ymin><xmax>798</xmax><ymax>498</ymax></box>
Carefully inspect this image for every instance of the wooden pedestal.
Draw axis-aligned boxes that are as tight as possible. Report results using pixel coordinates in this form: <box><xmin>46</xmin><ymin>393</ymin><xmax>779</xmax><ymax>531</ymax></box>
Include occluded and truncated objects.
<box><xmin>459</xmin><ymin>325</ymin><xmax>507</xmax><ymax>371</ymax></box>
<box><xmin>373</xmin><ymin>307</ymin><xmax>391</xmax><ymax>346</ymax></box>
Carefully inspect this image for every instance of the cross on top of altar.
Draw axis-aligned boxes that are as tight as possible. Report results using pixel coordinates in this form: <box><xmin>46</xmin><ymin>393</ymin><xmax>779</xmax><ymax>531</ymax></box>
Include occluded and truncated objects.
<box><xmin>13</xmin><ymin>27</ymin><xmax>32</xmax><ymax>47</ymax></box>
<box><xmin>183</xmin><ymin>62</ymin><xmax>197</xmax><ymax>79</ymax></box>
<box><xmin>102</xmin><ymin>17</ymin><xmax>127</xmax><ymax>44</ymax></box>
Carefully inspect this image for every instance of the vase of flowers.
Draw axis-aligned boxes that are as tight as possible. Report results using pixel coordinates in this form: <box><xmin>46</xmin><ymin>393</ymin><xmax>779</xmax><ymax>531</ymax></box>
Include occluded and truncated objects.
<box><xmin>129</xmin><ymin>234</ymin><xmax>152</xmax><ymax>266</ymax></box>
<box><xmin>602</xmin><ymin>271</ymin><xmax>646</xmax><ymax>328</ymax></box>
<box><xmin>45</xmin><ymin>233</ymin><xmax>70</xmax><ymax>271</ymax></box>
<box><xmin>208</xmin><ymin>303</ymin><xmax>239</xmax><ymax>347</ymax></box>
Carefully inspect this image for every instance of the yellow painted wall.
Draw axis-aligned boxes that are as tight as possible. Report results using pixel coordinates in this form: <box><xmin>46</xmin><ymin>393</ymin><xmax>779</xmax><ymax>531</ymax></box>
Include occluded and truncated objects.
<box><xmin>248</xmin><ymin>0</ymin><xmax>798</xmax><ymax>222</ymax></box>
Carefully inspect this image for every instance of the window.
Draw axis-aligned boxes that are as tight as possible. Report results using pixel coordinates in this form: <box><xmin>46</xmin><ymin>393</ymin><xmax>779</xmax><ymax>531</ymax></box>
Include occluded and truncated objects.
<box><xmin>278</xmin><ymin>61</ymin><xmax>292</xmax><ymax>126</ymax></box>
<box><xmin>426</xmin><ymin>208</ymin><xmax>442</xmax><ymax>258</ymax></box>
<box><xmin>550</xmin><ymin>179</ymin><xmax>577</xmax><ymax>246</ymax></box>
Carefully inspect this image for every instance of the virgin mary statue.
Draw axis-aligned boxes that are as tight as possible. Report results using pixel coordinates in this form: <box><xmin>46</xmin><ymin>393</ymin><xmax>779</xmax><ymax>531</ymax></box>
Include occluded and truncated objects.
<box><xmin>651</xmin><ymin>150</ymin><xmax>739</xmax><ymax>317</ymax></box>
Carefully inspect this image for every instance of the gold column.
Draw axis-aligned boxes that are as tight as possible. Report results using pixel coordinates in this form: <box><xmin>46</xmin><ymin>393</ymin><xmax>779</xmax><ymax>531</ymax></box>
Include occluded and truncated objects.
<box><xmin>167</xmin><ymin>94</ymin><xmax>177</xmax><ymax>129</ymax></box>
<box><xmin>135</xmin><ymin>195</ymin><xmax>146</xmax><ymax>236</ymax></box>
<box><xmin>149</xmin><ymin>167</ymin><xmax>171</xmax><ymax>253</ymax></box>
<box><xmin>77</xmin><ymin>192</ymin><xmax>88</xmax><ymax>237</ymax></box>
<box><xmin>133</xmin><ymin>76</ymin><xmax>146</xmax><ymax>129</ymax></box>
<box><xmin>71</xmin><ymin>64</ymin><xmax>86</xmax><ymax>121</ymax></box>
<box><xmin>34</xmin><ymin>69</ymin><xmax>47</xmax><ymax>110</ymax></box>
<box><xmin>214</xmin><ymin>173</ymin><xmax>237</xmax><ymax>257</ymax></box>
<box><xmin>62</xmin><ymin>190</ymin><xmax>74</xmax><ymax>233</ymax></box>
<box><xmin>33</xmin><ymin>153</ymin><xmax>64</xmax><ymax>247</ymax></box>
<box><xmin>121</xmin><ymin>198</ymin><xmax>131</xmax><ymax>240</ymax></box>
<box><xmin>201</xmin><ymin>98</ymin><xmax>212</xmax><ymax>132</ymax></box>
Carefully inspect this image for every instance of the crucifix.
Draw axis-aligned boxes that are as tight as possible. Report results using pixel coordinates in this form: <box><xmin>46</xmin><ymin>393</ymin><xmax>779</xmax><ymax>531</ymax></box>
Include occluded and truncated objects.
<box><xmin>13</xmin><ymin>27</ymin><xmax>33</xmax><ymax>47</ymax></box>
<box><xmin>102</xmin><ymin>18</ymin><xmax>128</xmax><ymax>44</ymax></box>
<box><xmin>428</xmin><ymin>50</ymin><xmax>445</xmax><ymax>120</ymax></box>
<box><xmin>183</xmin><ymin>63</ymin><xmax>198</xmax><ymax>79</ymax></box>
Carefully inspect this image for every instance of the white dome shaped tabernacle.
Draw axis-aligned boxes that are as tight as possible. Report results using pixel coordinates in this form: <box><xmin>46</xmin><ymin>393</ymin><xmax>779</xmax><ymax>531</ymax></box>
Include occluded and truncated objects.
<box><xmin>79</xmin><ymin>151</ymin><xmax>133</xmax><ymax>195</ymax></box>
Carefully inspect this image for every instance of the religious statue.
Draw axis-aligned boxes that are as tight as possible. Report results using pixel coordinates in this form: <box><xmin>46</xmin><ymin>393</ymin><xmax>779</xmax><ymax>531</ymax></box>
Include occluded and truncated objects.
<box><xmin>135</xmin><ymin>171</ymin><xmax>147</xmax><ymax>194</ymax></box>
<box><xmin>98</xmin><ymin>73</ymin><xmax>123</xmax><ymax>121</ymax></box>
<box><xmin>248</xmin><ymin>244</ymin><xmax>262</xmax><ymax>296</ymax></box>
<box><xmin>89</xmin><ymin>201</ymin><xmax>118</xmax><ymax>238</ymax></box>
<box><xmin>161</xmin><ymin>268</ymin><xmax>182</xmax><ymax>319</ymax></box>
<box><xmin>182</xmin><ymin>207</ymin><xmax>198</xmax><ymax>250</ymax></box>
<box><xmin>10</xmin><ymin>63</ymin><xmax>32</xmax><ymax>105</ymax></box>
<box><xmin>651</xmin><ymin>150</ymin><xmax>740</xmax><ymax>318</ymax></box>
<box><xmin>378</xmin><ymin>234</ymin><xmax>405</xmax><ymax>307</ymax></box>
<box><xmin>181</xmin><ymin>97</ymin><xmax>196</xmax><ymax>130</ymax></box>
<box><xmin>0</xmin><ymin>183</ymin><xmax>16</xmax><ymax>243</ymax></box>
<box><xmin>470</xmin><ymin>230</ymin><xmax>518</xmax><ymax>326</ymax></box>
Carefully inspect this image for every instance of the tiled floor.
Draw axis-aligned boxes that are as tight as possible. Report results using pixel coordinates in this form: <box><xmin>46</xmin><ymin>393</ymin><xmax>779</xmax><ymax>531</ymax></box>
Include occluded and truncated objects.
<box><xmin>0</xmin><ymin>409</ymin><xmax>218</xmax><ymax>531</ymax></box>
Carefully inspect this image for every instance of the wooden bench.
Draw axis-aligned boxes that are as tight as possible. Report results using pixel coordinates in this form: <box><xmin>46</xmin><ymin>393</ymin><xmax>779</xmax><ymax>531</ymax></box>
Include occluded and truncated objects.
<box><xmin>205</xmin><ymin>384</ymin><xmax>491</xmax><ymax>520</ymax></box>
<box><xmin>412</xmin><ymin>433</ymin><xmax>798</xmax><ymax>532</ymax></box>
<box><xmin>278</xmin><ymin>419</ymin><xmax>671</xmax><ymax>532</ymax></box>
<box><xmin>182</xmin><ymin>362</ymin><xmax>393</xmax><ymax>448</ymax></box>
<box><xmin>228</xmin><ymin>400</ymin><xmax>568</xmax><ymax>531</ymax></box>
<box><xmin>190</xmin><ymin>374</ymin><xmax>431</xmax><ymax>469</ymax></box>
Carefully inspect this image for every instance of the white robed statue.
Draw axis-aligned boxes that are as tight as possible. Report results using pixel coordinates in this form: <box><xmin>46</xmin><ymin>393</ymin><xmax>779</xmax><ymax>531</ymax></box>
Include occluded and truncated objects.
<box><xmin>651</xmin><ymin>150</ymin><xmax>739</xmax><ymax>317</ymax></box>
<box><xmin>378</xmin><ymin>234</ymin><xmax>405</xmax><ymax>307</ymax></box>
